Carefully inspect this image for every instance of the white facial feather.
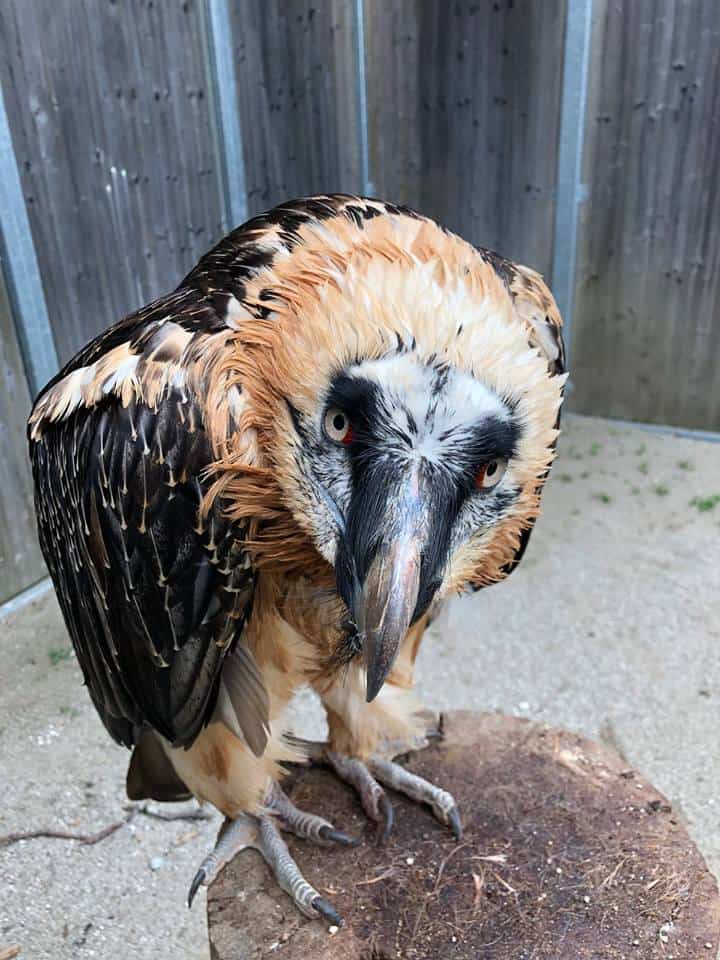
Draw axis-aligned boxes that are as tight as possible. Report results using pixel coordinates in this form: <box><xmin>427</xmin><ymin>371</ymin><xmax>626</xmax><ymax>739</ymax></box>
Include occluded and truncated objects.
<box><xmin>346</xmin><ymin>353</ymin><xmax>511</xmax><ymax>466</ymax></box>
<box><xmin>303</xmin><ymin>350</ymin><xmax>517</xmax><ymax>574</ymax></box>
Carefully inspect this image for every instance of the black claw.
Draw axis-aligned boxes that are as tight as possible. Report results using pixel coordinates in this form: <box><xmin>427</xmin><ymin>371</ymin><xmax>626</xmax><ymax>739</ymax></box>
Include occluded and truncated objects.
<box><xmin>437</xmin><ymin>712</ymin><xmax>447</xmax><ymax>737</ymax></box>
<box><xmin>447</xmin><ymin>805</ymin><xmax>462</xmax><ymax>841</ymax></box>
<box><xmin>312</xmin><ymin>896</ymin><xmax>342</xmax><ymax>926</ymax></box>
<box><xmin>378</xmin><ymin>794</ymin><xmax>395</xmax><ymax>842</ymax></box>
<box><xmin>319</xmin><ymin>825</ymin><xmax>360</xmax><ymax>846</ymax></box>
<box><xmin>187</xmin><ymin>868</ymin><xmax>206</xmax><ymax>908</ymax></box>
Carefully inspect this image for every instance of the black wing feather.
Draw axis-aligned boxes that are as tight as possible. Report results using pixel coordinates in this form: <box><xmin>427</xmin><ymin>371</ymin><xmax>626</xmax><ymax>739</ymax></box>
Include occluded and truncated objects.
<box><xmin>31</xmin><ymin>378</ymin><xmax>256</xmax><ymax>751</ymax></box>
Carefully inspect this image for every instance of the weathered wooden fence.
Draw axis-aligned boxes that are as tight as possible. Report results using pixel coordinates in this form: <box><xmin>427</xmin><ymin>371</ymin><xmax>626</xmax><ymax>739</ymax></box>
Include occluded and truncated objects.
<box><xmin>574</xmin><ymin>0</ymin><xmax>720</xmax><ymax>429</ymax></box>
<box><xmin>0</xmin><ymin>0</ymin><xmax>718</xmax><ymax>602</ymax></box>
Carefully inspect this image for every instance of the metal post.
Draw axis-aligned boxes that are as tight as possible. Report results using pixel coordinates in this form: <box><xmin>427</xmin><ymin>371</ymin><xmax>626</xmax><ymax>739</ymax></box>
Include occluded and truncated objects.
<box><xmin>354</xmin><ymin>0</ymin><xmax>373</xmax><ymax>197</ymax></box>
<box><xmin>0</xmin><ymin>82</ymin><xmax>59</xmax><ymax>397</ymax></box>
<box><xmin>203</xmin><ymin>0</ymin><xmax>248</xmax><ymax>231</ymax></box>
<box><xmin>551</xmin><ymin>0</ymin><xmax>593</xmax><ymax>371</ymax></box>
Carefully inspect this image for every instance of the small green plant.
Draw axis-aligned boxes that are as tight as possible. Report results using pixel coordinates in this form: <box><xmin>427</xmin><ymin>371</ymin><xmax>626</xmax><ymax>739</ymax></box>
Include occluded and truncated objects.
<box><xmin>589</xmin><ymin>442</ymin><xmax>602</xmax><ymax>456</ymax></box>
<box><xmin>593</xmin><ymin>492</ymin><xmax>612</xmax><ymax>504</ymax></box>
<box><xmin>638</xmin><ymin>461</ymin><xmax>649</xmax><ymax>475</ymax></box>
<box><xmin>568</xmin><ymin>446</ymin><xmax>583</xmax><ymax>460</ymax></box>
<box><xmin>59</xmin><ymin>705</ymin><xmax>79</xmax><ymax>719</ymax></box>
<box><xmin>690</xmin><ymin>494</ymin><xmax>720</xmax><ymax>513</ymax></box>
<box><xmin>654</xmin><ymin>484</ymin><xmax>669</xmax><ymax>496</ymax></box>
<box><xmin>559</xmin><ymin>473</ymin><xmax>573</xmax><ymax>483</ymax></box>
<box><xmin>635</xmin><ymin>443</ymin><xmax>646</xmax><ymax>456</ymax></box>
<box><xmin>677</xmin><ymin>460</ymin><xmax>695</xmax><ymax>471</ymax></box>
<box><xmin>631</xmin><ymin>486</ymin><xmax>640</xmax><ymax>495</ymax></box>
<box><xmin>48</xmin><ymin>646</ymin><xmax>72</xmax><ymax>666</ymax></box>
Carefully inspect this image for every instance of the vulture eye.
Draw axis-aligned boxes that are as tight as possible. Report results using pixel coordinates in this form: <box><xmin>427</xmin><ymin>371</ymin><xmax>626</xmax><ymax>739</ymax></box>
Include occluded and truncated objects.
<box><xmin>476</xmin><ymin>458</ymin><xmax>507</xmax><ymax>490</ymax></box>
<box><xmin>324</xmin><ymin>407</ymin><xmax>353</xmax><ymax>444</ymax></box>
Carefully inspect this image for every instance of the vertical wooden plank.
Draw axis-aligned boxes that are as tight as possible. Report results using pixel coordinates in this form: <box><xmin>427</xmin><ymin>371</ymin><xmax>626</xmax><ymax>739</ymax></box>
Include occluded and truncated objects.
<box><xmin>364</xmin><ymin>1</ymin><xmax>566</xmax><ymax>278</ymax></box>
<box><xmin>228</xmin><ymin>0</ymin><xmax>363</xmax><ymax>215</ymax></box>
<box><xmin>0</xmin><ymin>0</ymin><xmax>227</xmax><ymax>366</ymax></box>
<box><xmin>364</xmin><ymin>0</ymin><xmax>423</xmax><ymax>207</ymax></box>
<box><xmin>204</xmin><ymin>0</ymin><xmax>249</xmax><ymax>230</ymax></box>
<box><xmin>572</xmin><ymin>0</ymin><xmax>720</xmax><ymax>429</ymax></box>
<box><xmin>0</xmin><ymin>81</ymin><xmax>58</xmax><ymax>397</ymax></box>
<box><xmin>422</xmin><ymin>0</ymin><xmax>567</xmax><ymax>277</ymax></box>
<box><xmin>0</xmin><ymin>269</ymin><xmax>45</xmax><ymax>602</ymax></box>
<box><xmin>352</xmin><ymin>0</ymin><xmax>372</xmax><ymax>196</ymax></box>
<box><xmin>551</xmin><ymin>0</ymin><xmax>593</xmax><ymax>364</ymax></box>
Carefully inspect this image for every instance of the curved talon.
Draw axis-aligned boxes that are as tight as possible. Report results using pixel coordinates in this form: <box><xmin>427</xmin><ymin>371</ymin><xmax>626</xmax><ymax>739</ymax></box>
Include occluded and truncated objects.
<box><xmin>378</xmin><ymin>793</ymin><xmax>395</xmax><ymax>842</ymax></box>
<box><xmin>318</xmin><ymin>825</ymin><xmax>359</xmax><ymax>846</ymax></box>
<box><xmin>266</xmin><ymin>782</ymin><xmax>357</xmax><ymax>846</ymax></box>
<box><xmin>365</xmin><ymin>753</ymin><xmax>462</xmax><ymax>839</ymax></box>
<box><xmin>188</xmin><ymin>808</ymin><xmax>346</xmax><ymax>924</ymax></box>
<box><xmin>188</xmin><ymin>867</ymin><xmax>206</xmax><ymax>909</ymax></box>
<box><xmin>447</xmin><ymin>805</ymin><xmax>462</xmax><ymax>840</ymax></box>
<box><xmin>313</xmin><ymin>896</ymin><xmax>342</xmax><ymax>926</ymax></box>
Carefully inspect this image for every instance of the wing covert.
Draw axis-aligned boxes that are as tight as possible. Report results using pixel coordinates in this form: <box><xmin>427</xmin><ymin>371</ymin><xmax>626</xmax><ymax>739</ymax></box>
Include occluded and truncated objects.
<box><xmin>29</xmin><ymin>290</ymin><xmax>266</xmax><ymax>751</ymax></box>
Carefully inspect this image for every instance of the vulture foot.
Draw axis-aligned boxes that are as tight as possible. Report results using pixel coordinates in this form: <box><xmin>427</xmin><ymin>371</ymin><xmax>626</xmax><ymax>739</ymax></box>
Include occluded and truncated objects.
<box><xmin>263</xmin><ymin>779</ymin><xmax>359</xmax><ymax>847</ymax></box>
<box><xmin>326</xmin><ymin>748</ymin><xmax>461</xmax><ymax>841</ymax></box>
<box><xmin>188</xmin><ymin>783</ymin><xmax>354</xmax><ymax>923</ymax></box>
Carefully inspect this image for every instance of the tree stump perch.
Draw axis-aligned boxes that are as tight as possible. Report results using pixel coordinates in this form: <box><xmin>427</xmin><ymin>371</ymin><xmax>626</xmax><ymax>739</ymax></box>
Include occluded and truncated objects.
<box><xmin>207</xmin><ymin>711</ymin><xmax>720</xmax><ymax>959</ymax></box>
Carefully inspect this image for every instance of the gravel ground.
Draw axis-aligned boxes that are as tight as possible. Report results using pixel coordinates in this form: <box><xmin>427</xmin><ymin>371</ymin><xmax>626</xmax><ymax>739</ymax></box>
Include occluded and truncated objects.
<box><xmin>2</xmin><ymin>413</ymin><xmax>719</xmax><ymax>959</ymax></box>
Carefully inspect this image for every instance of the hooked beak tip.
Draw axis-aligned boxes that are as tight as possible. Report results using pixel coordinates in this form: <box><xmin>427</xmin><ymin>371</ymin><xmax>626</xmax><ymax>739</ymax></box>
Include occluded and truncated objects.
<box><xmin>362</xmin><ymin>598</ymin><xmax>415</xmax><ymax>703</ymax></box>
<box><xmin>350</xmin><ymin>470</ymin><xmax>427</xmax><ymax>703</ymax></box>
<box><xmin>365</xmin><ymin>658</ymin><xmax>386</xmax><ymax>703</ymax></box>
<box><xmin>358</xmin><ymin>625</ymin><xmax>398</xmax><ymax>703</ymax></box>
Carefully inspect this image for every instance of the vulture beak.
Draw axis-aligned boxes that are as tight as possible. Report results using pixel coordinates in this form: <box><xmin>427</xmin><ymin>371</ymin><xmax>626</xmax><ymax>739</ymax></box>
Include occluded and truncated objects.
<box><xmin>352</xmin><ymin>465</ymin><xmax>428</xmax><ymax>703</ymax></box>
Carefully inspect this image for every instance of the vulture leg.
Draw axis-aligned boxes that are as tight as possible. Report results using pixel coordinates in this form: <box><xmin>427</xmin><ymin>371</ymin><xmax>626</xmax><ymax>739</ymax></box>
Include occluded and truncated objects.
<box><xmin>325</xmin><ymin>750</ymin><xmax>396</xmax><ymax>839</ymax></box>
<box><xmin>326</xmin><ymin>749</ymin><xmax>461</xmax><ymax>841</ymax></box>
<box><xmin>319</xmin><ymin>618</ymin><xmax>460</xmax><ymax>840</ymax></box>
<box><xmin>187</xmin><ymin>814</ymin><xmax>258</xmax><ymax>908</ymax></box>
<box><xmin>264</xmin><ymin>780</ymin><xmax>358</xmax><ymax>847</ymax></box>
<box><xmin>187</xmin><ymin>786</ymin><xmax>349</xmax><ymax>924</ymax></box>
<box><xmin>368</xmin><ymin>754</ymin><xmax>461</xmax><ymax>839</ymax></box>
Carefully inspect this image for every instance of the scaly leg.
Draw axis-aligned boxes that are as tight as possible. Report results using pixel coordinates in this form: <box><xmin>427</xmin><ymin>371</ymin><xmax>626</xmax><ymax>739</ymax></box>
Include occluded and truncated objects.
<box><xmin>325</xmin><ymin>751</ymin><xmax>396</xmax><ymax>839</ymax></box>
<box><xmin>188</xmin><ymin>781</ymin><xmax>355</xmax><ymax>922</ymax></box>
<box><xmin>326</xmin><ymin>748</ymin><xmax>461</xmax><ymax>840</ymax></box>
<box><xmin>263</xmin><ymin>779</ymin><xmax>357</xmax><ymax>847</ymax></box>
<box><xmin>319</xmin><ymin>616</ymin><xmax>461</xmax><ymax>841</ymax></box>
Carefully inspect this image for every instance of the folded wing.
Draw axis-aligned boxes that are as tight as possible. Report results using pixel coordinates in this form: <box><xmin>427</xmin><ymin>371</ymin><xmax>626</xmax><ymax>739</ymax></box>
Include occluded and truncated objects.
<box><xmin>28</xmin><ymin>288</ymin><xmax>267</xmax><ymax>752</ymax></box>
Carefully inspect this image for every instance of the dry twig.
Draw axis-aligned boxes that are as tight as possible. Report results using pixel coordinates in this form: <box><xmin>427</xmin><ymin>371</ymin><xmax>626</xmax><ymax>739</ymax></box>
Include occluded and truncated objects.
<box><xmin>356</xmin><ymin>868</ymin><xmax>396</xmax><ymax>886</ymax></box>
<box><xmin>472</xmin><ymin>870</ymin><xmax>485</xmax><ymax>909</ymax></box>
<box><xmin>0</xmin><ymin>802</ymin><xmax>210</xmax><ymax>848</ymax></box>
<box><xmin>0</xmin><ymin>809</ymin><xmax>137</xmax><ymax>848</ymax></box>
<box><xmin>0</xmin><ymin>946</ymin><xmax>22</xmax><ymax>960</ymax></box>
<box><xmin>124</xmin><ymin>802</ymin><xmax>212</xmax><ymax>823</ymax></box>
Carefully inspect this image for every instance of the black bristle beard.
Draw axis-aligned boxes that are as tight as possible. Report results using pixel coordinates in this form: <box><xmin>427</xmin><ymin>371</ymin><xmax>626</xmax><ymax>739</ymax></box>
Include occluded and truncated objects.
<box><xmin>325</xmin><ymin>617</ymin><xmax>363</xmax><ymax>673</ymax></box>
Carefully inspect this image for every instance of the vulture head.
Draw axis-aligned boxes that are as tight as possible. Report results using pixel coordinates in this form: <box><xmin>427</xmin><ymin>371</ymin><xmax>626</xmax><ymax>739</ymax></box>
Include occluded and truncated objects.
<box><xmin>219</xmin><ymin>201</ymin><xmax>565</xmax><ymax>701</ymax></box>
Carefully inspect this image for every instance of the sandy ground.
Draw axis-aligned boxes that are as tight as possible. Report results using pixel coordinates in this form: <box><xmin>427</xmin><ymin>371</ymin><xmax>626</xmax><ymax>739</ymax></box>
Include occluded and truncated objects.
<box><xmin>1</xmin><ymin>413</ymin><xmax>719</xmax><ymax>960</ymax></box>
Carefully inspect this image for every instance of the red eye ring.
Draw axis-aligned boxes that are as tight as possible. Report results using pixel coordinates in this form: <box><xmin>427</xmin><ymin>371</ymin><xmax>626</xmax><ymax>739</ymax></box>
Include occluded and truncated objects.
<box><xmin>324</xmin><ymin>407</ymin><xmax>353</xmax><ymax>445</ymax></box>
<box><xmin>476</xmin><ymin>458</ymin><xmax>507</xmax><ymax>490</ymax></box>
